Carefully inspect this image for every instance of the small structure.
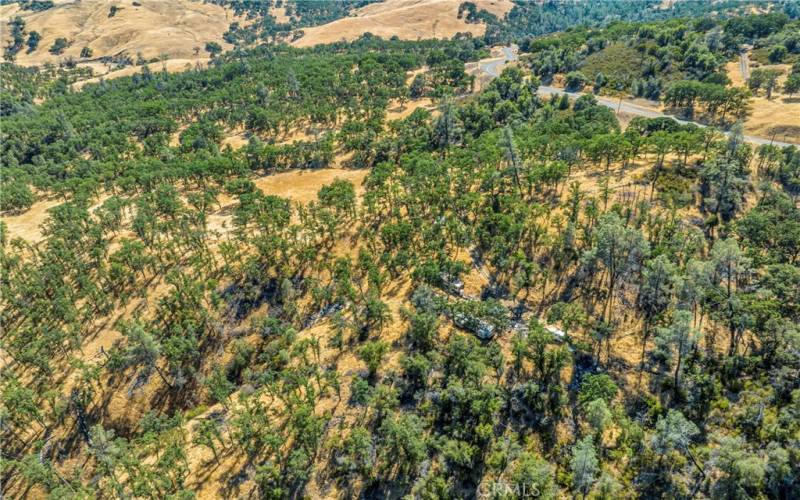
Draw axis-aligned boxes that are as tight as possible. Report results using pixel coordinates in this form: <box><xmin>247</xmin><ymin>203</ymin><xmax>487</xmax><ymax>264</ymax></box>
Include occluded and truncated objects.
<box><xmin>545</xmin><ymin>324</ymin><xmax>567</xmax><ymax>342</ymax></box>
<box><xmin>453</xmin><ymin>311</ymin><xmax>495</xmax><ymax>340</ymax></box>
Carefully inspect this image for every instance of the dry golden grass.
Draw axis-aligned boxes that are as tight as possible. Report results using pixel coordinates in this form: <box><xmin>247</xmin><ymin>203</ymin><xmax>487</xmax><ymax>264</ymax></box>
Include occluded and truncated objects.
<box><xmin>386</xmin><ymin>96</ymin><xmax>435</xmax><ymax>120</ymax></box>
<box><xmin>72</xmin><ymin>58</ymin><xmax>211</xmax><ymax>90</ymax></box>
<box><xmin>4</xmin><ymin>149</ymin><xmax>743</xmax><ymax>498</ymax></box>
<box><xmin>292</xmin><ymin>0</ymin><xmax>512</xmax><ymax>47</ymax></box>
<box><xmin>253</xmin><ymin>168</ymin><xmax>369</xmax><ymax>203</ymax></box>
<box><xmin>0</xmin><ymin>0</ymin><xmax>237</xmax><ymax>64</ymax></box>
<box><xmin>725</xmin><ymin>57</ymin><xmax>800</xmax><ymax>142</ymax></box>
<box><xmin>220</xmin><ymin>129</ymin><xmax>250</xmax><ymax>149</ymax></box>
<box><xmin>616</xmin><ymin>110</ymin><xmax>639</xmax><ymax>130</ymax></box>
<box><xmin>1</xmin><ymin>197</ymin><xmax>61</xmax><ymax>243</ymax></box>
<box><xmin>1</xmin><ymin>0</ymin><xmax>240</xmax><ymax>83</ymax></box>
<box><xmin>205</xmin><ymin>167</ymin><xmax>370</xmax><ymax>235</ymax></box>
<box><xmin>271</xmin><ymin>4</ymin><xmax>291</xmax><ymax>24</ymax></box>
<box><xmin>2</xmin><ymin>168</ymin><xmax>369</xmax><ymax>247</ymax></box>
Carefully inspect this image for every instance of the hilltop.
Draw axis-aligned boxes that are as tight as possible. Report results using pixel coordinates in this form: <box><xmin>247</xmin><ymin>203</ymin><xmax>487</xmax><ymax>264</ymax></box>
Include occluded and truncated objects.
<box><xmin>1</xmin><ymin>0</ymin><xmax>239</xmax><ymax>76</ymax></box>
<box><xmin>292</xmin><ymin>0</ymin><xmax>513</xmax><ymax>47</ymax></box>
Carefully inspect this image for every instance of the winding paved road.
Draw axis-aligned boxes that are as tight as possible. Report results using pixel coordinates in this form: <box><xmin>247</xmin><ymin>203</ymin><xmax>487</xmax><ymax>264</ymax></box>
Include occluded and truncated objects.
<box><xmin>536</xmin><ymin>85</ymin><xmax>797</xmax><ymax>147</ymax></box>
<box><xmin>472</xmin><ymin>46</ymin><xmax>797</xmax><ymax>147</ymax></box>
<box><xmin>478</xmin><ymin>45</ymin><xmax>518</xmax><ymax>77</ymax></box>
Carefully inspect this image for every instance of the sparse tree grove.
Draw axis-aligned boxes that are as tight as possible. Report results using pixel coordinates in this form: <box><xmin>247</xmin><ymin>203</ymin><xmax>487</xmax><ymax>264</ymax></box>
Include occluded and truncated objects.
<box><xmin>1</xmin><ymin>2</ymin><xmax>800</xmax><ymax>499</ymax></box>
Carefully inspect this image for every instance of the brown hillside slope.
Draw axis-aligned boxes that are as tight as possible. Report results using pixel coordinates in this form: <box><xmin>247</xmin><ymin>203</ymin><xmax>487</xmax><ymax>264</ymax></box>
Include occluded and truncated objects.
<box><xmin>292</xmin><ymin>0</ymin><xmax>512</xmax><ymax>47</ymax></box>
<box><xmin>0</xmin><ymin>0</ymin><xmax>238</xmax><ymax>66</ymax></box>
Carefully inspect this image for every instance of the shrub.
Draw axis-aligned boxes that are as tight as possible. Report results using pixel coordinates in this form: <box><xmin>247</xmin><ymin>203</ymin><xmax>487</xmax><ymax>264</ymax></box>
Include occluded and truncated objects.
<box><xmin>49</xmin><ymin>37</ymin><xmax>69</xmax><ymax>55</ymax></box>
<box><xmin>768</xmin><ymin>45</ymin><xmax>787</xmax><ymax>63</ymax></box>
<box><xmin>565</xmin><ymin>71</ymin><xmax>589</xmax><ymax>92</ymax></box>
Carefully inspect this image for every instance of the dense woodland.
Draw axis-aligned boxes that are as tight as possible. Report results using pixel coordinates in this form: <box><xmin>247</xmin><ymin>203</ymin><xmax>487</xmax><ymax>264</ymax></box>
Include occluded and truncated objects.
<box><xmin>2</xmin><ymin>2</ymin><xmax>800</xmax><ymax>500</ymax></box>
<box><xmin>477</xmin><ymin>0</ymin><xmax>797</xmax><ymax>43</ymax></box>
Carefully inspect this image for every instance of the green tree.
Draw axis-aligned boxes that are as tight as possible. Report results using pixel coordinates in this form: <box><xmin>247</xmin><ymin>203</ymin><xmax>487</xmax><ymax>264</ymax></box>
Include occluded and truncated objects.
<box><xmin>783</xmin><ymin>73</ymin><xmax>800</xmax><ymax>97</ymax></box>
<box><xmin>565</xmin><ymin>71</ymin><xmax>589</xmax><ymax>92</ymax></box>
<box><xmin>88</xmin><ymin>425</ymin><xmax>128</xmax><ymax>495</ymax></box>
<box><xmin>405</xmin><ymin>310</ymin><xmax>439</xmax><ymax>352</ymax></box>
<box><xmin>26</xmin><ymin>31</ymin><xmax>41</xmax><ymax>53</ymax></box>
<box><xmin>500</xmin><ymin>125</ymin><xmax>523</xmax><ymax>191</ymax></box>
<box><xmin>594</xmin><ymin>472</ymin><xmax>623</xmax><ymax>499</ymax></box>
<box><xmin>1</xmin><ymin>377</ymin><xmax>44</xmax><ymax>427</ymax></box>
<box><xmin>593</xmin><ymin>72</ymin><xmax>606</xmax><ymax>94</ymax></box>
<box><xmin>334</xmin><ymin>426</ymin><xmax>374</xmax><ymax>476</ymax></box>
<box><xmin>378</xmin><ymin>412</ymin><xmax>427</xmax><ymax>477</ymax></box>
<box><xmin>749</xmin><ymin>68</ymin><xmax>783</xmax><ymax>99</ymax></box>
<box><xmin>651</xmin><ymin>409</ymin><xmax>698</xmax><ymax>456</ymax></box>
<box><xmin>585</xmin><ymin>398</ymin><xmax>612</xmax><ymax>442</ymax></box>
<box><xmin>710</xmin><ymin>238</ymin><xmax>752</xmax><ymax>356</ymax></box>
<box><xmin>645</xmin><ymin>130</ymin><xmax>673</xmax><ymax>197</ymax></box>
<box><xmin>637</xmin><ymin>255</ymin><xmax>678</xmax><ymax>379</ymax></box>
<box><xmin>4</xmin><ymin>16</ymin><xmax>25</xmax><ymax>61</ymax></box>
<box><xmin>318</xmin><ymin>179</ymin><xmax>356</xmax><ymax>218</ymax></box>
<box><xmin>710</xmin><ymin>433</ymin><xmax>766</xmax><ymax>499</ymax></box>
<box><xmin>0</xmin><ymin>181</ymin><xmax>35</xmax><ymax>212</ymax></box>
<box><xmin>193</xmin><ymin>418</ymin><xmax>224</xmax><ymax>463</ymax></box>
<box><xmin>49</xmin><ymin>37</ymin><xmax>69</xmax><ymax>55</ymax></box>
<box><xmin>700</xmin><ymin>157</ymin><xmax>749</xmax><ymax>225</ymax></box>
<box><xmin>650</xmin><ymin>409</ymin><xmax>703</xmax><ymax>485</ymax></box>
<box><xmin>205</xmin><ymin>41</ymin><xmax>223</xmax><ymax>57</ymax></box>
<box><xmin>546</xmin><ymin>301</ymin><xmax>587</xmax><ymax>337</ymax></box>
<box><xmin>410</xmin><ymin>73</ymin><xmax>426</xmax><ymax>98</ymax></box>
<box><xmin>768</xmin><ymin>45</ymin><xmax>787</xmax><ymax>63</ymax></box>
<box><xmin>578</xmin><ymin>373</ymin><xmax>618</xmax><ymax>407</ymax></box>
<box><xmin>432</xmin><ymin>100</ymin><xmax>463</xmax><ymax>151</ymax></box>
<box><xmin>358</xmin><ymin>340</ymin><xmax>389</xmax><ymax>381</ymax></box>
<box><xmin>204</xmin><ymin>367</ymin><xmax>235</xmax><ymax>408</ymax></box>
<box><xmin>571</xmin><ymin>436</ymin><xmax>599</xmax><ymax>499</ymax></box>
<box><xmin>584</xmin><ymin>212</ymin><xmax>649</xmax><ymax>324</ymax></box>
<box><xmin>654</xmin><ymin>310</ymin><xmax>700</xmax><ymax>395</ymax></box>
<box><xmin>511</xmin><ymin>452</ymin><xmax>556</xmax><ymax>499</ymax></box>
<box><xmin>119</xmin><ymin>320</ymin><xmax>173</xmax><ymax>388</ymax></box>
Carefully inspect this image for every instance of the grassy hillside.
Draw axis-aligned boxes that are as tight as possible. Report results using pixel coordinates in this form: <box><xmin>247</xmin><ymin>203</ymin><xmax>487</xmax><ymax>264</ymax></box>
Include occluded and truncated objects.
<box><xmin>2</xmin><ymin>7</ymin><xmax>800</xmax><ymax>500</ymax></box>
<box><xmin>292</xmin><ymin>0</ymin><xmax>513</xmax><ymax>47</ymax></box>
<box><xmin>0</xmin><ymin>0</ymin><xmax>238</xmax><ymax>65</ymax></box>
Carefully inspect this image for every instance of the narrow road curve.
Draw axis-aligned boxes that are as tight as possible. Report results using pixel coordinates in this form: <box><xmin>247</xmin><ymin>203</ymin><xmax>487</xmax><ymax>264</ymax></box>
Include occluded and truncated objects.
<box><xmin>478</xmin><ymin>45</ymin><xmax>518</xmax><ymax>77</ymax></box>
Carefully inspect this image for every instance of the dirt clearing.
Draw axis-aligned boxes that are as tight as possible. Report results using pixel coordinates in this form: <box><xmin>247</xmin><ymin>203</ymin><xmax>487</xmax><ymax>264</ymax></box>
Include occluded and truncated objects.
<box><xmin>253</xmin><ymin>168</ymin><xmax>369</xmax><ymax>203</ymax></box>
